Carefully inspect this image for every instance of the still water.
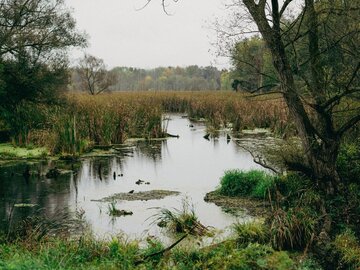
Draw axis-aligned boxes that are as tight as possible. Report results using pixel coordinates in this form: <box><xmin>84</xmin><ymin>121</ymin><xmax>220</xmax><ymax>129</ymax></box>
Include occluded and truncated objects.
<box><xmin>0</xmin><ymin>114</ymin><xmax>265</xmax><ymax>240</ymax></box>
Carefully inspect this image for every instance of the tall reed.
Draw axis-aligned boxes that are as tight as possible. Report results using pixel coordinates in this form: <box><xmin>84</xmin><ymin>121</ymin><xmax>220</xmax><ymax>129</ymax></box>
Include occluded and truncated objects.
<box><xmin>7</xmin><ymin>91</ymin><xmax>290</xmax><ymax>155</ymax></box>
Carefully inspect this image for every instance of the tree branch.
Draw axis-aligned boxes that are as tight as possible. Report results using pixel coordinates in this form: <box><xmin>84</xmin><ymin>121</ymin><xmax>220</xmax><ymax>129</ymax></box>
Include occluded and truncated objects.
<box><xmin>337</xmin><ymin>114</ymin><xmax>360</xmax><ymax>136</ymax></box>
<box><xmin>279</xmin><ymin>0</ymin><xmax>293</xmax><ymax>17</ymax></box>
<box><xmin>240</xmin><ymin>145</ymin><xmax>280</xmax><ymax>174</ymax></box>
<box><xmin>322</xmin><ymin>63</ymin><xmax>360</xmax><ymax>109</ymax></box>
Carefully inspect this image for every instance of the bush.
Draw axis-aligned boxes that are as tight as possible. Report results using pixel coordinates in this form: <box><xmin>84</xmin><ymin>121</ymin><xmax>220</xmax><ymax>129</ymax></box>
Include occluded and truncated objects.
<box><xmin>272</xmin><ymin>173</ymin><xmax>320</xmax><ymax>210</ymax></box>
<box><xmin>219</xmin><ymin>169</ymin><xmax>275</xmax><ymax>199</ymax></box>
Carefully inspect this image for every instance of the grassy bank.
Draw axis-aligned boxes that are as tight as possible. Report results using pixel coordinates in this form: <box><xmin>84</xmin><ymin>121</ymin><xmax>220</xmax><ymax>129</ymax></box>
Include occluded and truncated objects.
<box><xmin>207</xmin><ymin>165</ymin><xmax>360</xmax><ymax>269</ymax></box>
<box><xmin>0</xmin><ymin>143</ymin><xmax>48</xmax><ymax>159</ymax></box>
<box><xmin>0</xmin><ymin>233</ymin><xmax>318</xmax><ymax>270</ymax></box>
<box><xmin>0</xmin><ymin>212</ymin><xmax>325</xmax><ymax>270</ymax></box>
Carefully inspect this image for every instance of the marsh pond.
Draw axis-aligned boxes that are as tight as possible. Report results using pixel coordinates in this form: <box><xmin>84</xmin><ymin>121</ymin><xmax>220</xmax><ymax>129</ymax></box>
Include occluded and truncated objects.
<box><xmin>0</xmin><ymin>114</ymin><xmax>272</xmax><ymax>241</ymax></box>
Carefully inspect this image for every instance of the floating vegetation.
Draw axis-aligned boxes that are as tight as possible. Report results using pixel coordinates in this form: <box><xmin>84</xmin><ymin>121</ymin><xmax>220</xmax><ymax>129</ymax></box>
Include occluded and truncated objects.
<box><xmin>107</xmin><ymin>201</ymin><xmax>133</xmax><ymax>217</ymax></box>
<box><xmin>93</xmin><ymin>190</ymin><xmax>180</xmax><ymax>202</ymax></box>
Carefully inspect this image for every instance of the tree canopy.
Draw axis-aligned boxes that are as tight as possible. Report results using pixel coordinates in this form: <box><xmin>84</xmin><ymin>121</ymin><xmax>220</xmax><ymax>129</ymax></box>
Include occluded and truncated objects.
<box><xmin>0</xmin><ymin>0</ymin><xmax>86</xmax><ymax>142</ymax></box>
<box><xmin>0</xmin><ymin>0</ymin><xmax>86</xmax><ymax>108</ymax></box>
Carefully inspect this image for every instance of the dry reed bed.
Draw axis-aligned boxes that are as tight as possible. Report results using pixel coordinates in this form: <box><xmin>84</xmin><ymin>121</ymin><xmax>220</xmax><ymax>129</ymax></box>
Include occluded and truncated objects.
<box><xmin>132</xmin><ymin>91</ymin><xmax>289</xmax><ymax>131</ymax></box>
<box><xmin>19</xmin><ymin>91</ymin><xmax>290</xmax><ymax>155</ymax></box>
<box><xmin>59</xmin><ymin>91</ymin><xmax>289</xmax><ymax>154</ymax></box>
<box><xmin>71</xmin><ymin>91</ymin><xmax>289</xmax><ymax>130</ymax></box>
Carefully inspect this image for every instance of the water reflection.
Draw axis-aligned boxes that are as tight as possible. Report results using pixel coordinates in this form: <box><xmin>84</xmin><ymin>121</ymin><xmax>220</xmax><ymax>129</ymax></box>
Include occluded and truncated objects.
<box><xmin>0</xmin><ymin>161</ymin><xmax>74</xmax><ymax>232</ymax></box>
<box><xmin>134</xmin><ymin>140</ymin><xmax>165</xmax><ymax>161</ymax></box>
<box><xmin>0</xmin><ymin>114</ymin><xmax>266</xmax><ymax>240</ymax></box>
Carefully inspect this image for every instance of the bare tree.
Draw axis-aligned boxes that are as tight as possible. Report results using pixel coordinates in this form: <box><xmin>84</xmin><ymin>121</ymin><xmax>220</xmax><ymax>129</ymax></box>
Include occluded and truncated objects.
<box><xmin>78</xmin><ymin>54</ymin><xmax>115</xmax><ymax>95</ymax></box>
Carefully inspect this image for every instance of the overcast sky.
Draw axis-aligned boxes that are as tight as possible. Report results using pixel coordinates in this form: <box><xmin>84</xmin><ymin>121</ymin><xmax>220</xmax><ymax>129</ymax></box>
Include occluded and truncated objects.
<box><xmin>66</xmin><ymin>0</ymin><xmax>228</xmax><ymax>69</ymax></box>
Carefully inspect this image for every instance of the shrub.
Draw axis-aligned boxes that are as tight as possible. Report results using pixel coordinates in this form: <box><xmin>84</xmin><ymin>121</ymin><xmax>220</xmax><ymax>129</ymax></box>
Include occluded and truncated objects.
<box><xmin>219</xmin><ymin>169</ymin><xmax>275</xmax><ymax>199</ymax></box>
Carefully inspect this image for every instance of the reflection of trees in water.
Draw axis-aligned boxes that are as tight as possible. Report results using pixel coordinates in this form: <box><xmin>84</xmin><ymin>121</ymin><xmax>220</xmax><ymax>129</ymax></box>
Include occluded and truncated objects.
<box><xmin>86</xmin><ymin>157</ymin><xmax>125</xmax><ymax>183</ymax></box>
<box><xmin>0</xmin><ymin>161</ymin><xmax>74</xmax><ymax>233</ymax></box>
<box><xmin>134</xmin><ymin>140</ymin><xmax>166</xmax><ymax>161</ymax></box>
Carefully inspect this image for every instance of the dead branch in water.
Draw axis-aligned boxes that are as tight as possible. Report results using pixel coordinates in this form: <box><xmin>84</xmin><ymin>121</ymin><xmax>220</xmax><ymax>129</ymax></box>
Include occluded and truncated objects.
<box><xmin>134</xmin><ymin>233</ymin><xmax>188</xmax><ymax>266</ymax></box>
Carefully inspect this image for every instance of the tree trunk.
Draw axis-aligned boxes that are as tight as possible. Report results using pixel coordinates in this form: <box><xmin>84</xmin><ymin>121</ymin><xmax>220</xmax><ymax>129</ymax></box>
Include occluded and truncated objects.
<box><xmin>242</xmin><ymin>0</ymin><xmax>341</xmax><ymax>196</ymax></box>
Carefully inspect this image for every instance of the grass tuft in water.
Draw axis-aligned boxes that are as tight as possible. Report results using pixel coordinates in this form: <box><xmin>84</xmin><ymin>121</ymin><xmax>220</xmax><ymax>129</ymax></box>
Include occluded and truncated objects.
<box><xmin>150</xmin><ymin>199</ymin><xmax>209</xmax><ymax>236</ymax></box>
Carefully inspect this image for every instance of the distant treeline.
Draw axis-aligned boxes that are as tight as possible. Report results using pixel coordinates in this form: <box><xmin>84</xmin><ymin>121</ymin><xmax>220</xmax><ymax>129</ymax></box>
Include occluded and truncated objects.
<box><xmin>70</xmin><ymin>65</ymin><xmax>232</xmax><ymax>92</ymax></box>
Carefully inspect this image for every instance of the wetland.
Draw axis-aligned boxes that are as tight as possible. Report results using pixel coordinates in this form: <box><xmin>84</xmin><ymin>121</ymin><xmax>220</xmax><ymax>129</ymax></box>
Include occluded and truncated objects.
<box><xmin>0</xmin><ymin>114</ymin><xmax>271</xmax><ymax>241</ymax></box>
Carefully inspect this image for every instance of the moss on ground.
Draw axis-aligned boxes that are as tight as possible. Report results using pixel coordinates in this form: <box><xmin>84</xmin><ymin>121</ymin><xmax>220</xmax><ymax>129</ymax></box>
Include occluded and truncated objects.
<box><xmin>0</xmin><ymin>143</ymin><xmax>49</xmax><ymax>159</ymax></box>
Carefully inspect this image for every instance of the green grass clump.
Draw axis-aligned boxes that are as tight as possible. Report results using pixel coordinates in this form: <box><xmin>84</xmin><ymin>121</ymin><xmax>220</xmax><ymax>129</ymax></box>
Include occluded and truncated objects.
<box><xmin>219</xmin><ymin>169</ymin><xmax>275</xmax><ymax>199</ymax></box>
<box><xmin>0</xmin><ymin>235</ymin><xmax>302</xmax><ymax>270</ymax></box>
<box><xmin>0</xmin><ymin>235</ymin><xmax>140</xmax><ymax>270</ymax></box>
<box><xmin>334</xmin><ymin>229</ymin><xmax>360</xmax><ymax>269</ymax></box>
<box><xmin>151</xmin><ymin>199</ymin><xmax>209</xmax><ymax>236</ymax></box>
<box><xmin>172</xmin><ymin>242</ymin><xmax>295</xmax><ymax>270</ymax></box>
<box><xmin>107</xmin><ymin>201</ymin><xmax>120</xmax><ymax>217</ymax></box>
<box><xmin>233</xmin><ymin>220</ymin><xmax>269</xmax><ymax>247</ymax></box>
<box><xmin>270</xmin><ymin>207</ymin><xmax>316</xmax><ymax>250</ymax></box>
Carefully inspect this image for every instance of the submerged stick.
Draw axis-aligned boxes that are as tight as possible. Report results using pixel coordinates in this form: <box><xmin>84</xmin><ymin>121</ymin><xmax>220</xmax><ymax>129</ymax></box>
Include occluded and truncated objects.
<box><xmin>166</xmin><ymin>133</ymin><xmax>180</xmax><ymax>138</ymax></box>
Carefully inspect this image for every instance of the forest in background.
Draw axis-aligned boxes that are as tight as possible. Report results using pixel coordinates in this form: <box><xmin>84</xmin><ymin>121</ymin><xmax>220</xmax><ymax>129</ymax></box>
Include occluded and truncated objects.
<box><xmin>69</xmin><ymin>65</ymin><xmax>231</xmax><ymax>92</ymax></box>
